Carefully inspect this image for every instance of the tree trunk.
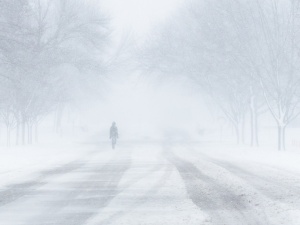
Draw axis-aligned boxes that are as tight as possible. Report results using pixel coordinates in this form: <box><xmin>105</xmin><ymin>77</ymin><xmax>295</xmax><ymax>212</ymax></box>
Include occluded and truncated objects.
<box><xmin>241</xmin><ymin>115</ymin><xmax>246</xmax><ymax>144</ymax></box>
<box><xmin>283</xmin><ymin>126</ymin><xmax>286</xmax><ymax>150</ymax></box>
<box><xmin>35</xmin><ymin>122</ymin><xmax>38</xmax><ymax>143</ymax></box>
<box><xmin>30</xmin><ymin>125</ymin><xmax>33</xmax><ymax>144</ymax></box>
<box><xmin>278</xmin><ymin>125</ymin><xmax>286</xmax><ymax>151</ymax></box>
<box><xmin>27</xmin><ymin>123</ymin><xmax>30</xmax><ymax>144</ymax></box>
<box><xmin>16</xmin><ymin>120</ymin><xmax>20</xmax><ymax>145</ymax></box>
<box><xmin>27</xmin><ymin>123</ymin><xmax>33</xmax><ymax>145</ymax></box>
<box><xmin>254</xmin><ymin>110</ymin><xmax>259</xmax><ymax>147</ymax></box>
<box><xmin>6</xmin><ymin>125</ymin><xmax>11</xmax><ymax>147</ymax></box>
<box><xmin>249</xmin><ymin>94</ymin><xmax>259</xmax><ymax>147</ymax></box>
<box><xmin>250</xmin><ymin>108</ymin><xmax>254</xmax><ymax>146</ymax></box>
<box><xmin>234</xmin><ymin>124</ymin><xmax>240</xmax><ymax>144</ymax></box>
<box><xmin>21</xmin><ymin>115</ymin><xmax>26</xmax><ymax>145</ymax></box>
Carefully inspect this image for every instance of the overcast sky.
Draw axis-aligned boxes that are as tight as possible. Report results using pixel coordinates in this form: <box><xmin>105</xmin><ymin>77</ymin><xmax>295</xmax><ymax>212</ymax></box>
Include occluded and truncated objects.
<box><xmin>100</xmin><ymin>0</ymin><xmax>184</xmax><ymax>38</ymax></box>
<box><xmin>85</xmin><ymin>0</ymin><xmax>213</xmax><ymax>138</ymax></box>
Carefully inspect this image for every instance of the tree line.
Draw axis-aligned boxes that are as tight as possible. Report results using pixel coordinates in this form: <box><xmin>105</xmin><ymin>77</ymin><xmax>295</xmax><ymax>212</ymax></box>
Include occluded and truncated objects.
<box><xmin>140</xmin><ymin>0</ymin><xmax>300</xmax><ymax>150</ymax></box>
<box><xmin>0</xmin><ymin>0</ymin><xmax>110</xmax><ymax>146</ymax></box>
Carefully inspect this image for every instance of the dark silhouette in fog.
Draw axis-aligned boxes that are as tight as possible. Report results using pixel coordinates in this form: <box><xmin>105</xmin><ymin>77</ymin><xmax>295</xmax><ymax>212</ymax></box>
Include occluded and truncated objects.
<box><xmin>110</xmin><ymin>122</ymin><xmax>119</xmax><ymax>149</ymax></box>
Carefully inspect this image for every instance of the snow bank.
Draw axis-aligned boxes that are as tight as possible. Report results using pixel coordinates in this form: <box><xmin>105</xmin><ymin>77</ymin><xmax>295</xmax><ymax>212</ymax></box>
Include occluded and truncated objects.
<box><xmin>193</xmin><ymin>143</ymin><xmax>300</xmax><ymax>174</ymax></box>
<box><xmin>0</xmin><ymin>142</ymin><xmax>102</xmax><ymax>188</ymax></box>
<box><xmin>172</xmin><ymin>142</ymin><xmax>300</xmax><ymax>225</ymax></box>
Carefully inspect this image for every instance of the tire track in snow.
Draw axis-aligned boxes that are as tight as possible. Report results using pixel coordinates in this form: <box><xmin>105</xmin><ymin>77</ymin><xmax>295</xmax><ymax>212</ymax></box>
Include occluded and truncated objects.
<box><xmin>95</xmin><ymin>164</ymin><xmax>173</xmax><ymax>225</ymax></box>
<box><xmin>0</xmin><ymin>158</ymin><xmax>92</xmax><ymax>207</ymax></box>
<box><xmin>202</xmin><ymin>157</ymin><xmax>300</xmax><ymax>208</ymax></box>
<box><xmin>164</xmin><ymin>149</ymin><xmax>267</xmax><ymax>225</ymax></box>
<box><xmin>28</xmin><ymin>150</ymin><xmax>132</xmax><ymax>225</ymax></box>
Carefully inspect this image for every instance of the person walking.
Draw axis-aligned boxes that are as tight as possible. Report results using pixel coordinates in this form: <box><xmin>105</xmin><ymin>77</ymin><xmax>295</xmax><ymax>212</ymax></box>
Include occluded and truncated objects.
<box><xmin>110</xmin><ymin>122</ymin><xmax>118</xmax><ymax>149</ymax></box>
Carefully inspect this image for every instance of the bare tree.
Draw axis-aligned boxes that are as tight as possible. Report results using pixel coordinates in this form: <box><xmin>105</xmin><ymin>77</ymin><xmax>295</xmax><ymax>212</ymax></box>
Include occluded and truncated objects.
<box><xmin>140</xmin><ymin>0</ymin><xmax>300</xmax><ymax>150</ymax></box>
<box><xmin>0</xmin><ymin>0</ymin><xmax>110</xmax><ymax>145</ymax></box>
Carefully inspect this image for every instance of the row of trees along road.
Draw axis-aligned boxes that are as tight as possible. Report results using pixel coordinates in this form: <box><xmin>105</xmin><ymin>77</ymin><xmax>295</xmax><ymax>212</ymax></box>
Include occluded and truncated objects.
<box><xmin>0</xmin><ymin>0</ymin><xmax>110</xmax><ymax>146</ymax></box>
<box><xmin>140</xmin><ymin>0</ymin><xmax>300</xmax><ymax>150</ymax></box>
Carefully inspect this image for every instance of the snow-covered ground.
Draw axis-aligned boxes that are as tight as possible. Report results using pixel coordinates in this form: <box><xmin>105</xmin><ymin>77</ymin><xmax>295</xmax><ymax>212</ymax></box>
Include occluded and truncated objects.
<box><xmin>0</xmin><ymin>141</ymin><xmax>299</xmax><ymax>225</ymax></box>
<box><xmin>170</xmin><ymin>142</ymin><xmax>300</xmax><ymax>225</ymax></box>
<box><xmin>0</xmin><ymin>142</ymin><xmax>99</xmax><ymax>188</ymax></box>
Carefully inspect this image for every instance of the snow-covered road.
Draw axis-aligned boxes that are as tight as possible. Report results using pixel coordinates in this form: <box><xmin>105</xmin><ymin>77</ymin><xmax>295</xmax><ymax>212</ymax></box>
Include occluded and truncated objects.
<box><xmin>0</xmin><ymin>142</ymin><xmax>299</xmax><ymax>225</ymax></box>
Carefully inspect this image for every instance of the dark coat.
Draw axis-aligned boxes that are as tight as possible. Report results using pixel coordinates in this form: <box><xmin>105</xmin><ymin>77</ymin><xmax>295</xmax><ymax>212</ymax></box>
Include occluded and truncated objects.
<box><xmin>110</xmin><ymin>125</ymin><xmax>118</xmax><ymax>139</ymax></box>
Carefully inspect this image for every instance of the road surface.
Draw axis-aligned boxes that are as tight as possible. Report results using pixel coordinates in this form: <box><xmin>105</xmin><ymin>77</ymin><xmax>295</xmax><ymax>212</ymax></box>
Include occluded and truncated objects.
<box><xmin>0</xmin><ymin>142</ymin><xmax>299</xmax><ymax>225</ymax></box>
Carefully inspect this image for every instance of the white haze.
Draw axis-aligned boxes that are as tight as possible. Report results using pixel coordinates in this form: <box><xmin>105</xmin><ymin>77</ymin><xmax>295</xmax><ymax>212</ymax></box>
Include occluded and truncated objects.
<box><xmin>82</xmin><ymin>76</ymin><xmax>213</xmax><ymax>141</ymax></box>
<box><xmin>100</xmin><ymin>0</ymin><xmax>184</xmax><ymax>38</ymax></box>
<box><xmin>0</xmin><ymin>0</ymin><xmax>300</xmax><ymax>225</ymax></box>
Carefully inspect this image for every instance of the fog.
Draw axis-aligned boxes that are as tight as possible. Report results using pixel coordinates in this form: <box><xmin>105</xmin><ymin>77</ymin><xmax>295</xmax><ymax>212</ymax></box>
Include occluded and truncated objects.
<box><xmin>101</xmin><ymin>0</ymin><xmax>184</xmax><ymax>37</ymax></box>
<box><xmin>83</xmin><ymin>75</ymin><xmax>213</xmax><ymax>141</ymax></box>
<box><xmin>0</xmin><ymin>0</ymin><xmax>300</xmax><ymax>225</ymax></box>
